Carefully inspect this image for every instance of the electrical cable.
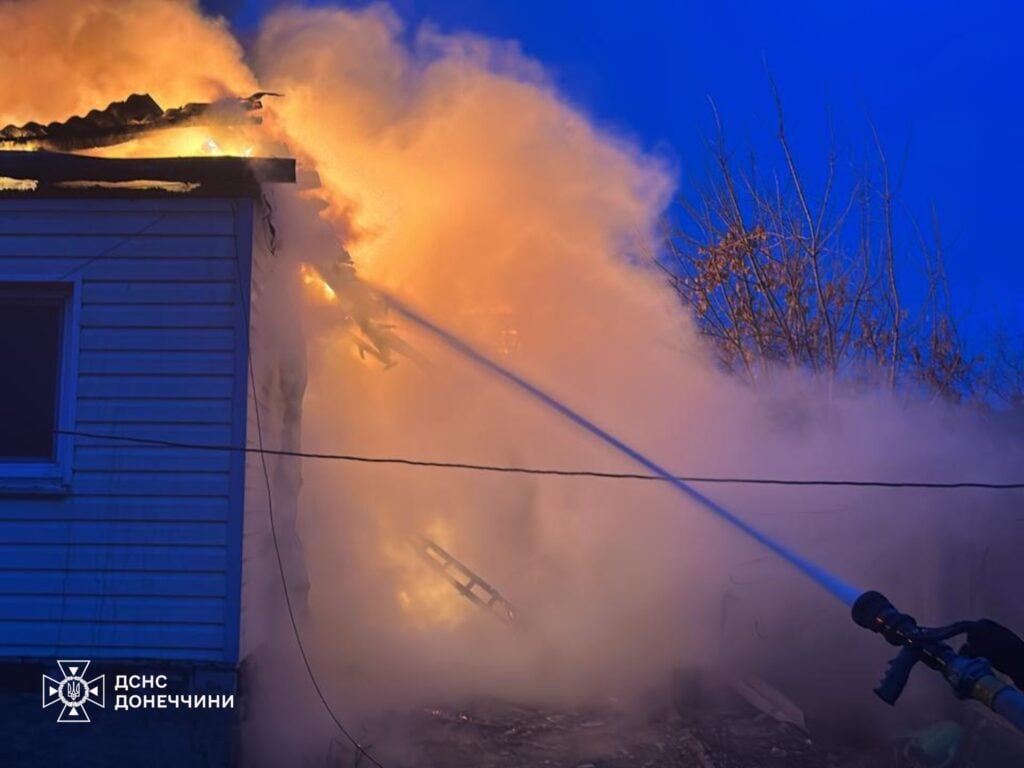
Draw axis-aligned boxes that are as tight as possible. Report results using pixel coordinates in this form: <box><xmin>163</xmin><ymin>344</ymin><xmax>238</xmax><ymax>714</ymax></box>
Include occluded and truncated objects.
<box><xmin>55</xmin><ymin>429</ymin><xmax>1024</xmax><ymax>491</ymax></box>
<box><xmin>54</xmin><ymin>200</ymin><xmax>1020</xmax><ymax>754</ymax></box>
<box><xmin>232</xmin><ymin>201</ymin><xmax>384</xmax><ymax>768</ymax></box>
<box><xmin>245</xmin><ymin>360</ymin><xmax>383</xmax><ymax>767</ymax></box>
<box><xmin>55</xmin><ymin>214</ymin><xmax>169</xmax><ymax>281</ymax></box>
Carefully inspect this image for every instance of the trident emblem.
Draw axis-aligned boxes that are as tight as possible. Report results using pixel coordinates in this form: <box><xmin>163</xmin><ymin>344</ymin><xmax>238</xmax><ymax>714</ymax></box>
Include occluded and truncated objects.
<box><xmin>42</xmin><ymin>660</ymin><xmax>105</xmax><ymax>723</ymax></box>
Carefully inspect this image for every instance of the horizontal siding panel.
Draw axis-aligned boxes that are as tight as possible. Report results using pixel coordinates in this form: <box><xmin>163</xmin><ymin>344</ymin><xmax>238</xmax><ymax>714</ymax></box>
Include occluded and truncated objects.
<box><xmin>0</xmin><ymin>235</ymin><xmax>236</xmax><ymax>258</ymax></box>
<box><xmin>0</xmin><ymin>521</ymin><xmax>226</xmax><ymax>546</ymax></box>
<box><xmin>74</xmin><ymin>445</ymin><xmax>232</xmax><ymax>473</ymax></box>
<box><xmin>80</xmin><ymin>304</ymin><xmax>238</xmax><ymax>328</ymax></box>
<box><xmin>0</xmin><ymin>571</ymin><xmax>225</xmax><ymax>597</ymax></box>
<box><xmin>69</xmin><ymin>423</ymin><xmax>233</xmax><ymax>446</ymax></box>
<box><xmin>0</xmin><ymin>496</ymin><xmax>228</xmax><ymax>522</ymax></box>
<box><xmin>79</xmin><ymin>374</ymin><xmax>235</xmax><ymax>399</ymax></box>
<box><xmin>0</xmin><ymin>212</ymin><xmax>235</xmax><ymax>236</ymax></box>
<box><xmin>0</xmin><ymin>198</ymin><xmax>247</xmax><ymax>663</ymax></box>
<box><xmin>82</xmin><ymin>281</ymin><xmax>237</xmax><ymax>304</ymax></box>
<box><xmin>0</xmin><ymin>199</ymin><xmax>235</xmax><ymax>212</ymax></box>
<box><xmin>0</xmin><ymin>595</ymin><xmax>225</xmax><ymax>624</ymax></box>
<box><xmin>0</xmin><ymin>644</ymin><xmax>224</xmax><ymax>661</ymax></box>
<box><xmin>0</xmin><ymin>544</ymin><xmax>226</xmax><ymax>572</ymax></box>
<box><xmin>80</xmin><ymin>327</ymin><xmax>236</xmax><ymax>352</ymax></box>
<box><xmin>71</xmin><ymin>472</ymin><xmax>231</xmax><ymax>497</ymax></box>
<box><xmin>0</xmin><ymin>621</ymin><xmax>224</xmax><ymax>650</ymax></box>
<box><xmin>0</xmin><ymin>257</ymin><xmax>239</xmax><ymax>281</ymax></box>
<box><xmin>79</xmin><ymin>351</ymin><xmax>235</xmax><ymax>376</ymax></box>
<box><xmin>77</xmin><ymin>396</ymin><xmax>232</xmax><ymax>421</ymax></box>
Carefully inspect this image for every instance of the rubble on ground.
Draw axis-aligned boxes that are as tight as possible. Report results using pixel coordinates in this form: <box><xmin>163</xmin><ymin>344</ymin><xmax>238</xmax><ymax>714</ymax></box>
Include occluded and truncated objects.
<box><xmin>344</xmin><ymin>678</ymin><xmax>1024</xmax><ymax>767</ymax></box>
<box><xmin>406</xmin><ymin>699</ymin><xmax>833</xmax><ymax>768</ymax></box>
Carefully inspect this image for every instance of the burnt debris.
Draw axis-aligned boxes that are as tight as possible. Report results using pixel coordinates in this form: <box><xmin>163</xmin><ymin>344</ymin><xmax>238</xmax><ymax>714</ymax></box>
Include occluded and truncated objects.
<box><xmin>0</xmin><ymin>92</ymin><xmax>278</xmax><ymax>152</ymax></box>
<box><xmin>0</xmin><ymin>92</ymin><xmax>294</xmax><ymax>198</ymax></box>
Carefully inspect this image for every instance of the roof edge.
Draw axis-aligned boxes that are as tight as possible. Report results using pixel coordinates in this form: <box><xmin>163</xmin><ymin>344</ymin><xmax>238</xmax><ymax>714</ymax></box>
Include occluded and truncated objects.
<box><xmin>0</xmin><ymin>151</ymin><xmax>295</xmax><ymax>199</ymax></box>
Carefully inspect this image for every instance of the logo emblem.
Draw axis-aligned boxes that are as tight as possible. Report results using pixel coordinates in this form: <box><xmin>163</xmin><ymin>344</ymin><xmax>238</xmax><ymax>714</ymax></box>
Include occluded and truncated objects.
<box><xmin>42</xmin><ymin>660</ymin><xmax>105</xmax><ymax>723</ymax></box>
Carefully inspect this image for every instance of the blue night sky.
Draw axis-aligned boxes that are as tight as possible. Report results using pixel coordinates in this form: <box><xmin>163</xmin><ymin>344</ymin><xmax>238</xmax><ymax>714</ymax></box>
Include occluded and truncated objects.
<box><xmin>206</xmin><ymin>0</ymin><xmax>1023</xmax><ymax>339</ymax></box>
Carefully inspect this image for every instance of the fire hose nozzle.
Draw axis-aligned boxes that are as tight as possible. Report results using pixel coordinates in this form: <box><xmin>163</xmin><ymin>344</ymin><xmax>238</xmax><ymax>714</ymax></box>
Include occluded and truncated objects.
<box><xmin>851</xmin><ymin>590</ymin><xmax>893</xmax><ymax>630</ymax></box>
<box><xmin>851</xmin><ymin>590</ymin><xmax>1024</xmax><ymax>735</ymax></box>
<box><xmin>851</xmin><ymin>590</ymin><xmax>919</xmax><ymax>647</ymax></box>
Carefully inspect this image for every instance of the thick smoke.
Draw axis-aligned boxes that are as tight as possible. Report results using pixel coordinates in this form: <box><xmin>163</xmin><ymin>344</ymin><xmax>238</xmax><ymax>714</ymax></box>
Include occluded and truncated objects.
<box><xmin>3</xmin><ymin>2</ymin><xmax>1021</xmax><ymax>764</ymax></box>
<box><xmin>249</xmin><ymin>1</ymin><xmax>1023</xmax><ymax>754</ymax></box>
<box><xmin>0</xmin><ymin>0</ymin><xmax>254</xmax><ymax>126</ymax></box>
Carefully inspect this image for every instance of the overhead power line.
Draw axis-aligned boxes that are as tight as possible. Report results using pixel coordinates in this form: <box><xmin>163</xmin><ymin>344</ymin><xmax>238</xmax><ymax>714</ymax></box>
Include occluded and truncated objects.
<box><xmin>56</xmin><ymin>214</ymin><xmax>169</xmax><ymax>281</ymax></box>
<box><xmin>55</xmin><ymin>429</ymin><xmax>1024</xmax><ymax>491</ymax></box>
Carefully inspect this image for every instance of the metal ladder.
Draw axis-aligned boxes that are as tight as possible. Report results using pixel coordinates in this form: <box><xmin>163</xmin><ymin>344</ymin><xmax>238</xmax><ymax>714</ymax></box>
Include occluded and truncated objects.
<box><xmin>409</xmin><ymin>533</ymin><xmax>522</xmax><ymax>630</ymax></box>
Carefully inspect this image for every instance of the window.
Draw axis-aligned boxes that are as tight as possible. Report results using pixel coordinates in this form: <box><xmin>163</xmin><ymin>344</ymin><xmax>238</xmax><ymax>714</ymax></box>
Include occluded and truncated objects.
<box><xmin>0</xmin><ymin>282</ymin><xmax>73</xmax><ymax>489</ymax></box>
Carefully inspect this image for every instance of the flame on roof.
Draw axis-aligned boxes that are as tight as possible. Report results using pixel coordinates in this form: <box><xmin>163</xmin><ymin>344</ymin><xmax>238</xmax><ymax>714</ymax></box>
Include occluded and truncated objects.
<box><xmin>0</xmin><ymin>92</ymin><xmax>279</xmax><ymax>152</ymax></box>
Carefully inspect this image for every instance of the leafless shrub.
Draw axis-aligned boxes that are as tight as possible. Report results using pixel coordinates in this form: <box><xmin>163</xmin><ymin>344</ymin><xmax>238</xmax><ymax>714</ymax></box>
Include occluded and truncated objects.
<box><xmin>978</xmin><ymin>327</ymin><xmax>1024</xmax><ymax>407</ymax></box>
<box><xmin>662</xmin><ymin>80</ymin><xmax>975</xmax><ymax>400</ymax></box>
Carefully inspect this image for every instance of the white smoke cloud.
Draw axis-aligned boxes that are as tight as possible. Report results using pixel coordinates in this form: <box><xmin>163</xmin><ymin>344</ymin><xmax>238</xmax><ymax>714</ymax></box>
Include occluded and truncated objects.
<box><xmin>3</xmin><ymin>2</ymin><xmax>1021</xmax><ymax>763</ymax></box>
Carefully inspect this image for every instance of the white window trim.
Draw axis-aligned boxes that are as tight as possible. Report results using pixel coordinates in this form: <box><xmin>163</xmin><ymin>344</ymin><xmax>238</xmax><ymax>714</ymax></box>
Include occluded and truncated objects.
<box><xmin>0</xmin><ymin>276</ymin><xmax>79</xmax><ymax>494</ymax></box>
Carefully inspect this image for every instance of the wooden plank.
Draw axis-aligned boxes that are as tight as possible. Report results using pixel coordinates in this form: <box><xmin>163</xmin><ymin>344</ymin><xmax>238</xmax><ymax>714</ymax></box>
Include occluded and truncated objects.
<box><xmin>79</xmin><ymin>350</ymin><xmax>236</xmax><ymax>376</ymax></box>
<box><xmin>0</xmin><ymin>544</ymin><xmax>227</xmax><ymax>572</ymax></box>
<box><xmin>71</xmin><ymin>472</ymin><xmax>231</xmax><ymax>497</ymax></box>
<box><xmin>729</xmin><ymin>675</ymin><xmax>807</xmax><ymax>731</ymax></box>
<box><xmin>79</xmin><ymin>327</ymin><xmax>236</xmax><ymax>352</ymax></box>
<box><xmin>0</xmin><ymin>570</ymin><xmax>226</xmax><ymax>597</ymax></box>
<box><xmin>0</xmin><ymin>594</ymin><xmax>225</xmax><ymax>624</ymax></box>
<box><xmin>80</xmin><ymin>305</ymin><xmax>239</xmax><ymax>328</ymax></box>
<box><xmin>79</xmin><ymin>374</ymin><xmax>235</xmax><ymax>399</ymax></box>
<box><xmin>0</xmin><ymin>235</ymin><xmax>237</xmax><ymax>258</ymax></box>
<box><xmin>0</xmin><ymin>520</ymin><xmax>226</xmax><ymax>546</ymax></box>
<box><xmin>0</xmin><ymin>496</ymin><xmax>229</xmax><ymax>522</ymax></box>
<box><xmin>82</xmin><ymin>281</ymin><xmax>237</xmax><ymax>305</ymax></box>
<box><xmin>0</xmin><ymin>621</ymin><xmax>224</xmax><ymax>650</ymax></box>
<box><xmin>0</xmin><ymin>211</ymin><xmax>235</xmax><ymax>236</ymax></box>
<box><xmin>0</xmin><ymin>257</ymin><xmax>239</xmax><ymax>281</ymax></box>
<box><xmin>0</xmin><ymin>151</ymin><xmax>294</xmax><ymax>185</ymax></box>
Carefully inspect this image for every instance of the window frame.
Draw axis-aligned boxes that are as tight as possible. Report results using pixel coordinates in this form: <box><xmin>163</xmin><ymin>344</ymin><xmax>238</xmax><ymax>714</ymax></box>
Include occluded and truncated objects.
<box><xmin>0</xmin><ymin>278</ymin><xmax>78</xmax><ymax>494</ymax></box>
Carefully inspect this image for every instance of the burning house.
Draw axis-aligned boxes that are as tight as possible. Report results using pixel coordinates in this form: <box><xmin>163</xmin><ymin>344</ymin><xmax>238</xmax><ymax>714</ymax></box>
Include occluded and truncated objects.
<box><xmin>2</xmin><ymin>7</ymin><xmax>1023</xmax><ymax>764</ymax></box>
<box><xmin>0</xmin><ymin>95</ymin><xmax>296</xmax><ymax>764</ymax></box>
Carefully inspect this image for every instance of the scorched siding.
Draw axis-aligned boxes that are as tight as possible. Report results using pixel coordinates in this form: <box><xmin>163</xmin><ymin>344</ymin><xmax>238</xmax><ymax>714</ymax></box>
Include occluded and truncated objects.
<box><xmin>0</xmin><ymin>197</ymin><xmax>252</xmax><ymax>663</ymax></box>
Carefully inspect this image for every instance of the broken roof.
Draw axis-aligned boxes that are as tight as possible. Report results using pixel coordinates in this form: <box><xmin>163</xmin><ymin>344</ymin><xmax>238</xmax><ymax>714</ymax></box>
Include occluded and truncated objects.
<box><xmin>0</xmin><ymin>93</ymin><xmax>294</xmax><ymax>198</ymax></box>
<box><xmin>0</xmin><ymin>92</ymin><xmax>277</xmax><ymax>152</ymax></box>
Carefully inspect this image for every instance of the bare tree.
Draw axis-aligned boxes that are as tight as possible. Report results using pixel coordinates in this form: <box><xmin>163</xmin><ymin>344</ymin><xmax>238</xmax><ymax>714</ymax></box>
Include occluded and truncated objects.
<box><xmin>978</xmin><ymin>327</ymin><xmax>1024</xmax><ymax>407</ymax></box>
<box><xmin>662</xmin><ymin>85</ymin><xmax>974</xmax><ymax>399</ymax></box>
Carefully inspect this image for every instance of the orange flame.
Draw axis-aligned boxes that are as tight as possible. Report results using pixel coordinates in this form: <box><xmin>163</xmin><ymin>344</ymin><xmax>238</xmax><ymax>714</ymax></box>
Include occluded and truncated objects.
<box><xmin>298</xmin><ymin>263</ymin><xmax>339</xmax><ymax>305</ymax></box>
<box><xmin>381</xmin><ymin>519</ymin><xmax>471</xmax><ymax>628</ymax></box>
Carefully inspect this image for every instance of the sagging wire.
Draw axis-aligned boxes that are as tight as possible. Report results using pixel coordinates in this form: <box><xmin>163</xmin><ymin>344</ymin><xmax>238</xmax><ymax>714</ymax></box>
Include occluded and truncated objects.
<box><xmin>56</xmin><ymin>429</ymin><xmax>1024</xmax><ymax>491</ymax></box>
<box><xmin>236</xmin><ymin>199</ymin><xmax>384</xmax><ymax>768</ymax></box>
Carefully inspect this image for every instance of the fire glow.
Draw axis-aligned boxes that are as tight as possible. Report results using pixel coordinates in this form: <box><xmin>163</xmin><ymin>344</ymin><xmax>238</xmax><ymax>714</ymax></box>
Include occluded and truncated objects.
<box><xmin>299</xmin><ymin>263</ymin><xmax>338</xmax><ymax>305</ymax></box>
<box><xmin>7</xmin><ymin>5</ymin><xmax>1019</xmax><ymax>758</ymax></box>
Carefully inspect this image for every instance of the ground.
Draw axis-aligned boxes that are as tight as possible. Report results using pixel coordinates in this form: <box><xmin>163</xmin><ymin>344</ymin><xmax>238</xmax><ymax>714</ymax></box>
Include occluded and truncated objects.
<box><xmin>6</xmin><ymin>674</ymin><xmax>1022</xmax><ymax>766</ymax></box>
<box><xmin>348</xmin><ymin>685</ymin><xmax>1024</xmax><ymax>768</ymax></box>
<box><xmin>403</xmin><ymin>700</ymin><xmax>833</xmax><ymax>767</ymax></box>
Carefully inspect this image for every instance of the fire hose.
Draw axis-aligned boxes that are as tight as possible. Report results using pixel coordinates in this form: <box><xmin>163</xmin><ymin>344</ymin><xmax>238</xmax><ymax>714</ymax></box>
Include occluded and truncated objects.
<box><xmin>371</xmin><ymin>289</ymin><xmax>1023</xmax><ymax>737</ymax></box>
<box><xmin>852</xmin><ymin>591</ymin><xmax>1024</xmax><ymax>734</ymax></box>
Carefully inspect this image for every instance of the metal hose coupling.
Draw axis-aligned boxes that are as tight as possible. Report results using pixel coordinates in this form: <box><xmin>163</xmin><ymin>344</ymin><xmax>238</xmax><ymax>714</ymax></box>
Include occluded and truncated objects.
<box><xmin>943</xmin><ymin>654</ymin><xmax>1008</xmax><ymax>706</ymax></box>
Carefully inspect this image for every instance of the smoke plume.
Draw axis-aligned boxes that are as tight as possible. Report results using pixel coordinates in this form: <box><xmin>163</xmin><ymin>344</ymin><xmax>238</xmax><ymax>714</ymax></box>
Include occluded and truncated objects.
<box><xmin>3</xmin><ymin>2</ymin><xmax>1021</xmax><ymax>763</ymax></box>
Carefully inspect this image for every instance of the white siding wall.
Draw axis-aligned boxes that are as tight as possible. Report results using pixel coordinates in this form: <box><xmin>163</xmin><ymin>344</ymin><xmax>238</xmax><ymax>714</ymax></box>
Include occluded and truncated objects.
<box><xmin>0</xmin><ymin>197</ymin><xmax>251</xmax><ymax>663</ymax></box>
